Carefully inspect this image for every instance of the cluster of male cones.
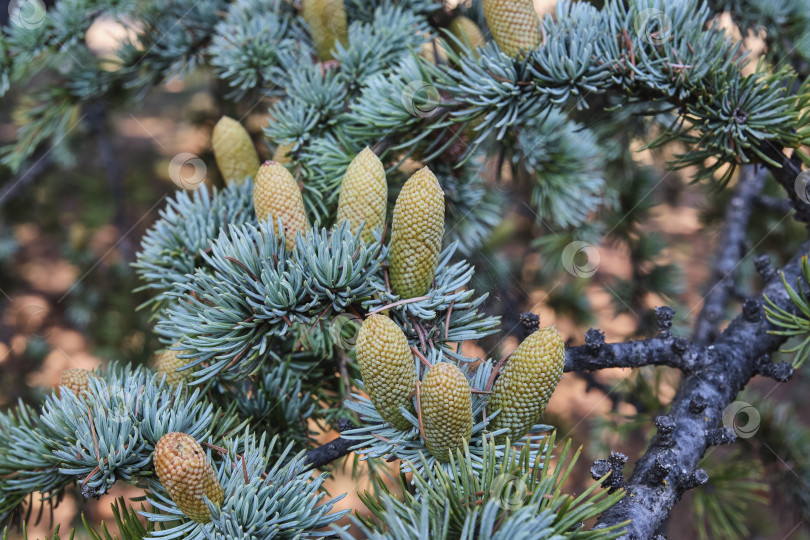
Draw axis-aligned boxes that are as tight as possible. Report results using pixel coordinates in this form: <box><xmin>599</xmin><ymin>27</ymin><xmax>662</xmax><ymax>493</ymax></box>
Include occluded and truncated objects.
<box><xmin>297</xmin><ymin>0</ymin><xmax>541</xmax><ymax>61</ymax></box>
<box><xmin>212</xmin><ymin>113</ymin><xmax>446</xmax><ymax>300</ymax></box>
<box><xmin>49</xmin><ymin>2</ymin><xmax>553</xmax><ymax>521</ymax></box>
<box><xmin>355</xmin><ymin>314</ymin><xmax>565</xmax><ymax>462</ymax></box>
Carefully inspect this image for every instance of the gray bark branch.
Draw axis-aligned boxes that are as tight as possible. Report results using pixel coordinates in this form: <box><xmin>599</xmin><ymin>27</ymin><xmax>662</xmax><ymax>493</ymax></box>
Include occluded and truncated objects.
<box><xmin>594</xmin><ymin>246</ymin><xmax>803</xmax><ymax>538</ymax></box>
<box><xmin>692</xmin><ymin>165</ymin><xmax>767</xmax><ymax>344</ymax></box>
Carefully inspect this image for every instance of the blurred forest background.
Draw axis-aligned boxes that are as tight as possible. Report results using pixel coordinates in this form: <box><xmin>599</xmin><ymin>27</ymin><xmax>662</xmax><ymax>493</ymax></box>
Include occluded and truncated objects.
<box><xmin>2</xmin><ymin>0</ymin><xmax>810</xmax><ymax>538</ymax></box>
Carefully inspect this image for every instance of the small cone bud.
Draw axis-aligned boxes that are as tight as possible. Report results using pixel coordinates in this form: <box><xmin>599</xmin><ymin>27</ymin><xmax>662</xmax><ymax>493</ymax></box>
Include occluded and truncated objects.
<box><xmin>420</xmin><ymin>362</ymin><xmax>473</xmax><ymax>462</ymax></box>
<box><xmin>355</xmin><ymin>314</ymin><xmax>417</xmax><ymax>430</ymax></box>
<box><xmin>482</xmin><ymin>0</ymin><xmax>541</xmax><ymax>57</ymax></box>
<box><xmin>153</xmin><ymin>432</ymin><xmax>224</xmax><ymax>523</ymax></box>
<box><xmin>58</xmin><ymin>368</ymin><xmax>97</xmax><ymax>397</ymax></box>
<box><xmin>389</xmin><ymin>167</ymin><xmax>445</xmax><ymax>298</ymax></box>
<box><xmin>155</xmin><ymin>345</ymin><xmax>193</xmax><ymax>387</ymax></box>
<box><xmin>448</xmin><ymin>16</ymin><xmax>485</xmax><ymax>57</ymax></box>
<box><xmin>335</xmin><ymin>147</ymin><xmax>387</xmax><ymax>243</ymax></box>
<box><xmin>302</xmin><ymin>0</ymin><xmax>348</xmax><ymax>61</ymax></box>
<box><xmin>253</xmin><ymin>161</ymin><xmax>309</xmax><ymax>249</ymax></box>
<box><xmin>487</xmin><ymin>327</ymin><xmax>565</xmax><ymax>442</ymax></box>
<box><xmin>212</xmin><ymin>116</ymin><xmax>260</xmax><ymax>185</ymax></box>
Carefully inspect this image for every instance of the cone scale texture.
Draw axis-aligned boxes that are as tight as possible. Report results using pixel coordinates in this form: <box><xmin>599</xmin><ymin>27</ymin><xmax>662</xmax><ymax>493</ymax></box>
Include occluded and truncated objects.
<box><xmin>253</xmin><ymin>160</ymin><xmax>309</xmax><ymax>249</ymax></box>
<box><xmin>420</xmin><ymin>362</ymin><xmax>473</xmax><ymax>462</ymax></box>
<box><xmin>389</xmin><ymin>167</ymin><xmax>445</xmax><ymax>299</ymax></box>
<box><xmin>487</xmin><ymin>327</ymin><xmax>565</xmax><ymax>442</ymax></box>
<box><xmin>355</xmin><ymin>314</ymin><xmax>417</xmax><ymax>430</ymax></box>
<box><xmin>58</xmin><ymin>368</ymin><xmax>96</xmax><ymax>397</ymax></box>
<box><xmin>155</xmin><ymin>346</ymin><xmax>192</xmax><ymax>387</ymax></box>
<box><xmin>482</xmin><ymin>0</ymin><xmax>541</xmax><ymax>57</ymax></box>
<box><xmin>212</xmin><ymin>116</ymin><xmax>260</xmax><ymax>185</ymax></box>
<box><xmin>153</xmin><ymin>432</ymin><xmax>224</xmax><ymax>523</ymax></box>
<box><xmin>336</xmin><ymin>147</ymin><xmax>387</xmax><ymax>243</ymax></box>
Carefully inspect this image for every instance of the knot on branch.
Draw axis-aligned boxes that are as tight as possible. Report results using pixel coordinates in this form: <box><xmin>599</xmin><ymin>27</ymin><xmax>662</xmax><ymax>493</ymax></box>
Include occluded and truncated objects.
<box><xmin>81</xmin><ymin>483</ymin><xmax>102</xmax><ymax>500</ymax></box>
<box><xmin>705</xmin><ymin>426</ymin><xmax>737</xmax><ymax>446</ymax></box>
<box><xmin>645</xmin><ymin>457</ymin><xmax>672</xmax><ymax>485</ymax></box>
<box><xmin>336</xmin><ymin>418</ymin><xmax>353</xmax><ymax>432</ymax></box>
<box><xmin>680</xmin><ymin>468</ymin><xmax>709</xmax><ymax>491</ymax></box>
<box><xmin>689</xmin><ymin>394</ymin><xmax>708</xmax><ymax>414</ymax></box>
<box><xmin>672</xmin><ymin>337</ymin><xmax>689</xmax><ymax>356</ymax></box>
<box><xmin>655</xmin><ymin>415</ymin><xmax>676</xmax><ymax>447</ymax></box>
<box><xmin>590</xmin><ymin>452</ymin><xmax>628</xmax><ymax>492</ymax></box>
<box><xmin>302</xmin><ymin>416</ymin><xmax>356</xmax><ymax>470</ymax></box>
<box><xmin>519</xmin><ymin>312</ymin><xmax>540</xmax><ymax>339</ymax></box>
<box><xmin>754</xmin><ymin>254</ymin><xmax>777</xmax><ymax>282</ymax></box>
<box><xmin>742</xmin><ymin>298</ymin><xmax>761</xmax><ymax>322</ymax></box>
<box><xmin>655</xmin><ymin>306</ymin><xmax>675</xmax><ymax>338</ymax></box>
<box><xmin>758</xmin><ymin>359</ymin><xmax>794</xmax><ymax>382</ymax></box>
<box><xmin>585</xmin><ymin>328</ymin><xmax>605</xmax><ymax>354</ymax></box>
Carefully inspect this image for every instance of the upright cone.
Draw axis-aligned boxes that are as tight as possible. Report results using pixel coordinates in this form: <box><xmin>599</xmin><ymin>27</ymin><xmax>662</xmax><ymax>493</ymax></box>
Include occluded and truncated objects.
<box><xmin>448</xmin><ymin>16</ymin><xmax>485</xmax><ymax>57</ymax></box>
<box><xmin>253</xmin><ymin>161</ymin><xmax>308</xmax><ymax>249</ymax></box>
<box><xmin>154</xmin><ymin>432</ymin><xmax>224</xmax><ymax>523</ymax></box>
<box><xmin>482</xmin><ymin>0</ymin><xmax>541</xmax><ymax>57</ymax></box>
<box><xmin>355</xmin><ymin>314</ymin><xmax>417</xmax><ymax>430</ymax></box>
<box><xmin>58</xmin><ymin>368</ymin><xmax>97</xmax><ymax>397</ymax></box>
<box><xmin>212</xmin><ymin>116</ymin><xmax>260</xmax><ymax>185</ymax></box>
<box><xmin>389</xmin><ymin>167</ymin><xmax>445</xmax><ymax>298</ymax></box>
<box><xmin>420</xmin><ymin>362</ymin><xmax>473</xmax><ymax>462</ymax></box>
<box><xmin>487</xmin><ymin>327</ymin><xmax>565</xmax><ymax>442</ymax></box>
<box><xmin>335</xmin><ymin>147</ymin><xmax>387</xmax><ymax>243</ymax></box>
<box><xmin>155</xmin><ymin>345</ymin><xmax>193</xmax><ymax>387</ymax></box>
<box><xmin>302</xmin><ymin>0</ymin><xmax>348</xmax><ymax>61</ymax></box>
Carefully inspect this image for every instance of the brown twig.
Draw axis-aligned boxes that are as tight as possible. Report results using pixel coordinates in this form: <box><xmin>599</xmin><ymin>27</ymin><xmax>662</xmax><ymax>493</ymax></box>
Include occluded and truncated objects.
<box><xmin>621</xmin><ymin>27</ymin><xmax>635</xmax><ymax>77</ymax></box>
<box><xmin>485</xmin><ymin>353</ymin><xmax>512</xmax><ymax>392</ymax></box>
<box><xmin>240</xmin><ymin>455</ymin><xmax>249</xmax><ymax>484</ymax></box>
<box><xmin>224</xmin><ymin>256</ymin><xmax>258</xmax><ymax>281</ymax></box>
<box><xmin>87</xmin><ymin>405</ymin><xmax>100</xmax><ymax>461</ymax></box>
<box><xmin>201</xmin><ymin>441</ymin><xmax>228</xmax><ymax>454</ymax></box>
<box><xmin>82</xmin><ymin>465</ymin><xmax>100</xmax><ymax>487</ymax></box>
<box><xmin>368</xmin><ymin>296</ymin><xmax>431</xmax><ymax>315</ymax></box>
<box><xmin>308</xmin><ymin>304</ymin><xmax>332</xmax><ymax>335</ymax></box>
<box><xmin>414</xmin><ymin>322</ymin><xmax>428</xmax><ymax>351</ymax></box>
<box><xmin>410</xmin><ymin>345</ymin><xmax>433</xmax><ymax>370</ymax></box>
<box><xmin>383</xmin><ymin>265</ymin><xmax>392</xmax><ymax>294</ymax></box>
<box><xmin>372</xmin><ymin>433</ymin><xmax>392</xmax><ymax>443</ymax></box>
<box><xmin>232</xmin><ymin>315</ymin><xmax>255</xmax><ymax>330</ymax></box>
<box><xmin>82</xmin><ymin>444</ymin><xmax>129</xmax><ymax>488</ymax></box>
<box><xmin>445</xmin><ymin>299</ymin><xmax>455</xmax><ymax>340</ymax></box>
